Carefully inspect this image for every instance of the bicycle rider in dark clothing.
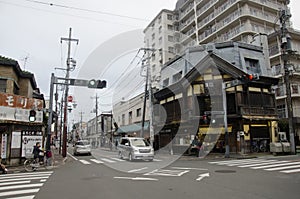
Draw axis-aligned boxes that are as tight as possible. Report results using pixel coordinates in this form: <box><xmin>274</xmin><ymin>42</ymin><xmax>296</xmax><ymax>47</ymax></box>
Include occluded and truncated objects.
<box><xmin>32</xmin><ymin>142</ymin><xmax>44</xmax><ymax>163</ymax></box>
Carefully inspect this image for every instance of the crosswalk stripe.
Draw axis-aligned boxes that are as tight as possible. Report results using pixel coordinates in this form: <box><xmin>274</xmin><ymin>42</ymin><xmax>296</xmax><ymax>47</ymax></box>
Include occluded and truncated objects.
<box><xmin>6</xmin><ymin>195</ymin><xmax>35</xmax><ymax>199</ymax></box>
<box><xmin>265</xmin><ymin>164</ymin><xmax>300</xmax><ymax>171</ymax></box>
<box><xmin>79</xmin><ymin>160</ymin><xmax>91</xmax><ymax>165</ymax></box>
<box><xmin>280</xmin><ymin>168</ymin><xmax>300</xmax><ymax>174</ymax></box>
<box><xmin>101</xmin><ymin>158</ymin><xmax>116</xmax><ymax>163</ymax></box>
<box><xmin>0</xmin><ymin>173</ymin><xmax>52</xmax><ymax>180</ymax></box>
<box><xmin>110</xmin><ymin>158</ymin><xmax>125</xmax><ymax>162</ymax></box>
<box><xmin>238</xmin><ymin>160</ymin><xmax>288</xmax><ymax>168</ymax></box>
<box><xmin>0</xmin><ymin>176</ymin><xmax>50</xmax><ymax>183</ymax></box>
<box><xmin>0</xmin><ymin>188</ymin><xmax>40</xmax><ymax>197</ymax></box>
<box><xmin>0</xmin><ymin>171</ymin><xmax>53</xmax><ymax>177</ymax></box>
<box><xmin>0</xmin><ymin>183</ymin><xmax>43</xmax><ymax>191</ymax></box>
<box><xmin>90</xmin><ymin>159</ymin><xmax>104</xmax><ymax>164</ymax></box>
<box><xmin>153</xmin><ymin>159</ymin><xmax>162</xmax><ymax>162</ymax></box>
<box><xmin>211</xmin><ymin>159</ymin><xmax>272</xmax><ymax>166</ymax></box>
<box><xmin>227</xmin><ymin>160</ymin><xmax>277</xmax><ymax>166</ymax></box>
<box><xmin>0</xmin><ymin>181</ymin><xmax>31</xmax><ymax>186</ymax></box>
<box><xmin>251</xmin><ymin>161</ymin><xmax>300</xmax><ymax>169</ymax></box>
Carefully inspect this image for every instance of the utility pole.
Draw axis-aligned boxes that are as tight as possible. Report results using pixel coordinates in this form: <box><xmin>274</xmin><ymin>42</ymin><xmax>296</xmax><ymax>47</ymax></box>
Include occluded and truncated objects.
<box><xmin>91</xmin><ymin>94</ymin><xmax>99</xmax><ymax>147</ymax></box>
<box><xmin>279</xmin><ymin>3</ymin><xmax>296</xmax><ymax>154</ymax></box>
<box><xmin>61</xmin><ymin>28</ymin><xmax>79</xmax><ymax>157</ymax></box>
<box><xmin>79</xmin><ymin>111</ymin><xmax>84</xmax><ymax>139</ymax></box>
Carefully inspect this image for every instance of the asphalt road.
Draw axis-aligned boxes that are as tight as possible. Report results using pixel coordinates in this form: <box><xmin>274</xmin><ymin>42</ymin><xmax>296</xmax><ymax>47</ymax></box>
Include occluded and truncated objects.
<box><xmin>2</xmin><ymin>148</ymin><xmax>300</xmax><ymax>199</ymax></box>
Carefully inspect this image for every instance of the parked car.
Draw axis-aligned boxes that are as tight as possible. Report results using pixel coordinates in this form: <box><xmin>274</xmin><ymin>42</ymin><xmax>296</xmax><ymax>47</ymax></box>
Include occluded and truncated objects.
<box><xmin>73</xmin><ymin>140</ymin><xmax>91</xmax><ymax>156</ymax></box>
<box><xmin>118</xmin><ymin>137</ymin><xmax>154</xmax><ymax>161</ymax></box>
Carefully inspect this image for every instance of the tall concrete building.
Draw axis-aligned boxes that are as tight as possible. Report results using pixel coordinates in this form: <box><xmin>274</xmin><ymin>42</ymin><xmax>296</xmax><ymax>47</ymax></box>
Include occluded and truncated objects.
<box><xmin>144</xmin><ymin>0</ymin><xmax>290</xmax><ymax>87</ymax></box>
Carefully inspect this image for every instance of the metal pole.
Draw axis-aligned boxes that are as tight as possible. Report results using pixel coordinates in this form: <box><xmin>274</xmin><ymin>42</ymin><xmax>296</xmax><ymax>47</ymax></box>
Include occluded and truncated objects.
<box><xmin>95</xmin><ymin>94</ymin><xmax>99</xmax><ymax>147</ymax></box>
<box><xmin>141</xmin><ymin>63</ymin><xmax>148</xmax><ymax>138</ymax></box>
<box><xmin>46</xmin><ymin>73</ymin><xmax>55</xmax><ymax>151</ymax></box>
<box><xmin>222</xmin><ymin>83</ymin><xmax>230</xmax><ymax>158</ymax></box>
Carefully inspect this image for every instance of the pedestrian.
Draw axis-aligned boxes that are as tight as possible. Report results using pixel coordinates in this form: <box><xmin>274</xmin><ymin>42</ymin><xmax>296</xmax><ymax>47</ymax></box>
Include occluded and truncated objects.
<box><xmin>0</xmin><ymin>159</ymin><xmax>8</xmax><ymax>174</ymax></box>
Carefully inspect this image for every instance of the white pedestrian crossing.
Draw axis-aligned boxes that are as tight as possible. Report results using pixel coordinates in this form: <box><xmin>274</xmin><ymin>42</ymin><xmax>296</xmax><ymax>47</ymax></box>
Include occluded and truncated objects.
<box><xmin>209</xmin><ymin>158</ymin><xmax>300</xmax><ymax>174</ymax></box>
<box><xmin>78</xmin><ymin>157</ymin><xmax>163</xmax><ymax>165</ymax></box>
<box><xmin>0</xmin><ymin>171</ymin><xmax>53</xmax><ymax>198</ymax></box>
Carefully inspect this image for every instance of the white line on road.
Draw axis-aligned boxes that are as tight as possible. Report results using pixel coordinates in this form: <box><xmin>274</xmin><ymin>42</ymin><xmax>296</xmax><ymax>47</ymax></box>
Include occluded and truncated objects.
<box><xmin>101</xmin><ymin>158</ymin><xmax>116</xmax><ymax>163</ymax></box>
<box><xmin>153</xmin><ymin>159</ymin><xmax>162</xmax><ymax>162</ymax></box>
<box><xmin>0</xmin><ymin>171</ymin><xmax>53</xmax><ymax>177</ymax></box>
<box><xmin>0</xmin><ymin>176</ymin><xmax>50</xmax><ymax>183</ymax></box>
<box><xmin>0</xmin><ymin>189</ymin><xmax>40</xmax><ymax>197</ymax></box>
<box><xmin>5</xmin><ymin>195</ymin><xmax>35</xmax><ymax>199</ymax></box>
<box><xmin>280</xmin><ymin>168</ymin><xmax>300</xmax><ymax>173</ymax></box>
<box><xmin>67</xmin><ymin>152</ymin><xmax>78</xmax><ymax>161</ymax></box>
<box><xmin>238</xmin><ymin>160</ymin><xmax>289</xmax><ymax>168</ymax></box>
<box><xmin>265</xmin><ymin>164</ymin><xmax>300</xmax><ymax>171</ymax></box>
<box><xmin>0</xmin><ymin>183</ymin><xmax>43</xmax><ymax>191</ymax></box>
<box><xmin>90</xmin><ymin>159</ymin><xmax>104</xmax><ymax>164</ymax></box>
<box><xmin>144</xmin><ymin>169</ymin><xmax>190</xmax><ymax>177</ymax></box>
<box><xmin>40</xmin><ymin>179</ymin><xmax>47</xmax><ymax>182</ymax></box>
<box><xmin>0</xmin><ymin>181</ymin><xmax>31</xmax><ymax>186</ymax></box>
<box><xmin>110</xmin><ymin>158</ymin><xmax>125</xmax><ymax>162</ymax></box>
<box><xmin>127</xmin><ymin>167</ymin><xmax>148</xmax><ymax>173</ymax></box>
<box><xmin>0</xmin><ymin>173</ymin><xmax>52</xmax><ymax>180</ymax></box>
<box><xmin>251</xmin><ymin>161</ymin><xmax>300</xmax><ymax>169</ymax></box>
<box><xmin>114</xmin><ymin>177</ymin><xmax>158</xmax><ymax>181</ymax></box>
<box><xmin>79</xmin><ymin>160</ymin><xmax>91</xmax><ymax>165</ymax></box>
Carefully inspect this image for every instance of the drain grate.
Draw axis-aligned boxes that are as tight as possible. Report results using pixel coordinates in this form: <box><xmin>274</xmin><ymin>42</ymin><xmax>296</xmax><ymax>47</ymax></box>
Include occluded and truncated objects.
<box><xmin>215</xmin><ymin>170</ymin><xmax>236</xmax><ymax>173</ymax></box>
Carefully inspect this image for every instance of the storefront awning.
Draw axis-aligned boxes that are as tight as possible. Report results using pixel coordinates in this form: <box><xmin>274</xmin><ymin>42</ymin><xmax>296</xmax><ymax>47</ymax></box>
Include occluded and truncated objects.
<box><xmin>117</xmin><ymin>121</ymin><xmax>149</xmax><ymax>134</ymax></box>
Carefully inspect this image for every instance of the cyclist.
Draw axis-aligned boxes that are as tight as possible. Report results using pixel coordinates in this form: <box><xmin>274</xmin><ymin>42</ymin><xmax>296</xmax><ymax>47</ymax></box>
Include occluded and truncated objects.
<box><xmin>32</xmin><ymin>142</ymin><xmax>44</xmax><ymax>164</ymax></box>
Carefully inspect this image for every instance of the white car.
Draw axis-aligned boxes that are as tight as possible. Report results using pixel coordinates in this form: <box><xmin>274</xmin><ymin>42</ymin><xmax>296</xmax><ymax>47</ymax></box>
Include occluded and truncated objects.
<box><xmin>73</xmin><ymin>140</ymin><xmax>91</xmax><ymax>156</ymax></box>
<box><xmin>118</xmin><ymin>137</ymin><xmax>154</xmax><ymax>161</ymax></box>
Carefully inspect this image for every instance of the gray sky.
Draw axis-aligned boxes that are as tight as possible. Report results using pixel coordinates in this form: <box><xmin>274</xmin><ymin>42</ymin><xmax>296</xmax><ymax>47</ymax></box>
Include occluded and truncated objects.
<box><xmin>1</xmin><ymin>0</ymin><xmax>300</xmax><ymax>122</ymax></box>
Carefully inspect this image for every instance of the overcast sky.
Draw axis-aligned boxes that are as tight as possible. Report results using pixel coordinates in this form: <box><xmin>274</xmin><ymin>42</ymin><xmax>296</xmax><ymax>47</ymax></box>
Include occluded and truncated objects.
<box><xmin>1</xmin><ymin>0</ymin><xmax>300</xmax><ymax>122</ymax></box>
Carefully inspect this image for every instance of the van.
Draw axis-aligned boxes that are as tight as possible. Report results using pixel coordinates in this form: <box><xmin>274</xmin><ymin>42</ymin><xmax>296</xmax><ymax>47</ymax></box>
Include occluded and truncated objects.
<box><xmin>118</xmin><ymin>137</ymin><xmax>154</xmax><ymax>161</ymax></box>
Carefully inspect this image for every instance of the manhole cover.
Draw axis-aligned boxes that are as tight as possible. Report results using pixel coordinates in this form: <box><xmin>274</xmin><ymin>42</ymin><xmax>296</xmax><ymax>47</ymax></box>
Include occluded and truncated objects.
<box><xmin>215</xmin><ymin>170</ymin><xmax>236</xmax><ymax>173</ymax></box>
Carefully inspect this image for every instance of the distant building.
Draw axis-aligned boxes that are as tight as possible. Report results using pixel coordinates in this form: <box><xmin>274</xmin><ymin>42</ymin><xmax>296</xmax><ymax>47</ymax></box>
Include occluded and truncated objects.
<box><xmin>0</xmin><ymin>56</ymin><xmax>44</xmax><ymax>165</ymax></box>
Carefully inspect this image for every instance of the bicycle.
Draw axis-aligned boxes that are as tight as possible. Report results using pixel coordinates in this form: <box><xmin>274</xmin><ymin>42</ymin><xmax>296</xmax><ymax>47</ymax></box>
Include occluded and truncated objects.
<box><xmin>24</xmin><ymin>152</ymin><xmax>54</xmax><ymax>172</ymax></box>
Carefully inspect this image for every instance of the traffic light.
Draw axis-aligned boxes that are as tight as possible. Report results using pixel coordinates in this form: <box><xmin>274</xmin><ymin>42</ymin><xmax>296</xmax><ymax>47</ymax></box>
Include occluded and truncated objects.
<box><xmin>238</xmin><ymin>73</ymin><xmax>259</xmax><ymax>82</ymax></box>
<box><xmin>88</xmin><ymin>79</ymin><xmax>107</xmax><ymax>89</ymax></box>
<box><xmin>29</xmin><ymin>109</ymin><xmax>36</xmax><ymax>122</ymax></box>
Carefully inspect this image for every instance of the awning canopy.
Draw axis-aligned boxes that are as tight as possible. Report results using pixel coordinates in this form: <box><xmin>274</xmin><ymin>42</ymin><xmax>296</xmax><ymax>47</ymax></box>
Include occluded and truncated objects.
<box><xmin>117</xmin><ymin>121</ymin><xmax>149</xmax><ymax>134</ymax></box>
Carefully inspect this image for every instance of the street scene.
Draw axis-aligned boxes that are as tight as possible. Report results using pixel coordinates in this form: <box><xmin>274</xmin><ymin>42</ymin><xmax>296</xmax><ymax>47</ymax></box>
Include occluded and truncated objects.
<box><xmin>1</xmin><ymin>0</ymin><xmax>300</xmax><ymax>198</ymax></box>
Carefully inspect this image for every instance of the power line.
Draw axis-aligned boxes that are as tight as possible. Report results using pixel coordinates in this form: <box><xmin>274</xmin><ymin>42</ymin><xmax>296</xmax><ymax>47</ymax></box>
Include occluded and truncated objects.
<box><xmin>24</xmin><ymin>0</ymin><xmax>149</xmax><ymax>22</ymax></box>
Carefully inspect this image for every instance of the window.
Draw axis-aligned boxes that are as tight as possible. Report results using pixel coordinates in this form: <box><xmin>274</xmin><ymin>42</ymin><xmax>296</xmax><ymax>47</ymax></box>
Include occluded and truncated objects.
<box><xmin>121</xmin><ymin>114</ymin><xmax>125</xmax><ymax>125</ymax></box>
<box><xmin>163</xmin><ymin>78</ymin><xmax>169</xmax><ymax>88</ymax></box>
<box><xmin>167</xmin><ymin>24</ymin><xmax>173</xmax><ymax>30</ymax></box>
<box><xmin>152</xmin><ymin>33</ymin><xmax>155</xmax><ymax>40</ymax></box>
<box><xmin>152</xmin><ymin>52</ymin><xmax>156</xmax><ymax>61</ymax></box>
<box><xmin>167</xmin><ymin>14</ymin><xmax>173</xmax><ymax>20</ymax></box>
<box><xmin>158</xmin><ymin>15</ymin><xmax>162</xmax><ymax>23</ymax></box>
<box><xmin>168</xmin><ymin>47</ymin><xmax>175</xmax><ymax>54</ymax></box>
<box><xmin>292</xmin><ymin>84</ymin><xmax>299</xmax><ymax>94</ymax></box>
<box><xmin>159</xmin><ymin>37</ymin><xmax>162</xmax><ymax>44</ymax></box>
<box><xmin>152</xmin><ymin>64</ymin><xmax>156</xmax><ymax>73</ymax></box>
<box><xmin>245</xmin><ymin>58</ymin><xmax>260</xmax><ymax>73</ymax></box>
<box><xmin>168</xmin><ymin>35</ymin><xmax>174</xmax><ymax>42</ymax></box>
<box><xmin>128</xmin><ymin>111</ymin><xmax>132</xmax><ymax>124</ymax></box>
<box><xmin>136</xmin><ymin>108</ymin><xmax>142</xmax><ymax>117</ymax></box>
<box><xmin>159</xmin><ymin>26</ymin><xmax>162</xmax><ymax>34</ymax></box>
<box><xmin>0</xmin><ymin>79</ymin><xmax>6</xmax><ymax>93</ymax></box>
<box><xmin>173</xmin><ymin>71</ymin><xmax>182</xmax><ymax>82</ymax></box>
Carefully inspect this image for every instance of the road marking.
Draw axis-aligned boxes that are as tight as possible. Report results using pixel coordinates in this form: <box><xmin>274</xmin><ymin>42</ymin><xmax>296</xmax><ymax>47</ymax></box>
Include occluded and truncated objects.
<box><xmin>0</xmin><ymin>173</ymin><xmax>52</xmax><ymax>180</ymax></box>
<box><xmin>265</xmin><ymin>164</ymin><xmax>300</xmax><ymax>171</ymax></box>
<box><xmin>0</xmin><ymin>189</ymin><xmax>40</xmax><ymax>197</ymax></box>
<box><xmin>196</xmin><ymin>173</ymin><xmax>210</xmax><ymax>181</ymax></box>
<box><xmin>0</xmin><ymin>171</ymin><xmax>53</xmax><ymax>177</ymax></box>
<box><xmin>144</xmin><ymin>169</ymin><xmax>190</xmax><ymax>177</ymax></box>
<box><xmin>280</xmin><ymin>168</ymin><xmax>300</xmax><ymax>174</ymax></box>
<box><xmin>67</xmin><ymin>152</ymin><xmax>78</xmax><ymax>161</ymax></box>
<box><xmin>251</xmin><ymin>161</ymin><xmax>300</xmax><ymax>169</ymax></box>
<box><xmin>238</xmin><ymin>160</ymin><xmax>288</xmax><ymax>168</ymax></box>
<box><xmin>0</xmin><ymin>183</ymin><xmax>43</xmax><ymax>191</ymax></box>
<box><xmin>128</xmin><ymin>167</ymin><xmax>148</xmax><ymax>173</ymax></box>
<box><xmin>0</xmin><ymin>181</ymin><xmax>31</xmax><ymax>186</ymax></box>
<box><xmin>5</xmin><ymin>195</ymin><xmax>35</xmax><ymax>199</ymax></box>
<box><xmin>0</xmin><ymin>176</ymin><xmax>50</xmax><ymax>183</ymax></box>
<box><xmin>114</xmin><ymin>177</ymin><xmax>158</xmax><ymax>181</ymax></box>
<box><xmin>40</xmin><ymin>179</ymin><xmax>47</xmax><ymax>182</ymax></box>
<box><xmin>226</xmin><ymin>160</ymin><xmax>275</xmax><ymax>166</ymax></box>
<box><xmin>110</xmin><ymin>158</ymin><xmax>125</xmax><ymax>162</ymax></box>
<box><xmin>101</xmin><ymin>158</ymin><xmax>116</xmax><ymax>163</ymax></box>
<box><xmin>153</xmin><ymin>159</ymin><xmax>162</xmax><ymax>162</ymax></box>
<box><xmin>79</xmin><ymin>160</ymin><xmax>91</xmax><ymax>165</ymax></box>
<box><xmin>90</xmin><ymin>159</ymin><xmax>104</xmax><ymax>164</ymax></box>
<box><xmin>171</xmin><ymin>167</ymin><xmax>208</xmax><ymax>171</ymax></box>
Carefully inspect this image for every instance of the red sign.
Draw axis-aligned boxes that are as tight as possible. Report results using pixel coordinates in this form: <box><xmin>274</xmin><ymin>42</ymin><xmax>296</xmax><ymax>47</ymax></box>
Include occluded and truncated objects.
<box><xmin>0</xmin><ymin>93</ymin><xmax>43</xmax><ymax>109</ymax></box>
<box><xmin>67</xmin><ymin>95</ymin><xmax>73</xmax><ymax>102</ymax></box>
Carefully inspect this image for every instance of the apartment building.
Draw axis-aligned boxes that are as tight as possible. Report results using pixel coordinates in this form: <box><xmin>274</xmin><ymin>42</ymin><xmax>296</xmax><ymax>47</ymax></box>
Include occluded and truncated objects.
<box><xmin>143</xmin><ymin>9</ymin><xmax>176</xmax><ymax>88</ymax></box>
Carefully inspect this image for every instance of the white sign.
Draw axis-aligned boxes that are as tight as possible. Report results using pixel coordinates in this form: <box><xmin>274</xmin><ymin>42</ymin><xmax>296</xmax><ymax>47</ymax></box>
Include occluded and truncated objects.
<box><xmin>12</xmin><ymin>132</ymin><xmax>22</xmax><ymax>148</ymax></box>
<box><xmin>22</xmin><ymin>134</ymin><xmax>43</xmax><ymax>157</ymax></box>
<box><xmin>0</xmin><ymin>106</ymin><xmax>43</xmax><ymax>123</ymax></box>
<box><xmin>1</xmin><ymin>134</ymin><xmax>7</xmax><ymax>159</ymax></box>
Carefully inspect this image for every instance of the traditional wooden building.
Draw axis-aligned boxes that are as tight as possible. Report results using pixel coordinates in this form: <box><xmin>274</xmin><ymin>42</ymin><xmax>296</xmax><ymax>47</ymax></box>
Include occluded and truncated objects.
<box><xmin>153</xmin><ymin>42</ymin><xmax>279</xmax><ymax>154</ymax></box>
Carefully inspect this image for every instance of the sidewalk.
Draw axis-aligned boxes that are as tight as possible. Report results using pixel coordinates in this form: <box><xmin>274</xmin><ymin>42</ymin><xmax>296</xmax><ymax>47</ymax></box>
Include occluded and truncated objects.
<box><xmin>4</xmin><ymin>147</ymin><xmax>68</xmax><ymax>174</ymax></box>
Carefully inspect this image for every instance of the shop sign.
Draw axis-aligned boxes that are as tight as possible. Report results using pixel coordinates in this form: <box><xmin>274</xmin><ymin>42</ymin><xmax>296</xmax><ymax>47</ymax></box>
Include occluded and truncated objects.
<box><xmin>21</xmin><ymin>131</ymin><xmax>43</xmax><ymax>157</ymax></box>
<box><xmin>1</xmin><ymin>134</ymin><xmax>7</xmax><ymax>159</ymax></box>
<box><xmin>0</xmin><ymin>106</ymin><xmax>43</xmax><ymax>123</ymax></box>
<box><xmin>0</xmin><ymin>93</ymin><xmax>43</xmax><ymax>109</ymax></box>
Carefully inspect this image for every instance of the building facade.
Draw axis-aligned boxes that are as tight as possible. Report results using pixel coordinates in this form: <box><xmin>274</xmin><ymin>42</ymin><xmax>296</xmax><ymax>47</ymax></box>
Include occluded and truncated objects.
<box><xmin>154</xmin><ymin>42</ymin><xmax>278</xmax><ymax>154</ymax></box>
<box><xmin>0</xmin><ymin>56</ymin><xmax>44</xmax><ymax>165</ymax></box>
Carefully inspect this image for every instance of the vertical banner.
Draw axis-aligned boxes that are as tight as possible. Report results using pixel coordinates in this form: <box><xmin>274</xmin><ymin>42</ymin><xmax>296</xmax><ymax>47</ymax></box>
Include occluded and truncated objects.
<box><xmin>1</xmin><ymin>134</ymin><xmax>7</xmax><ymax>159</ymax></box>
<box><xmin>21</xmin><ymin>131</ymin><xmax>43</xmax><ymax>157</ymax></box>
